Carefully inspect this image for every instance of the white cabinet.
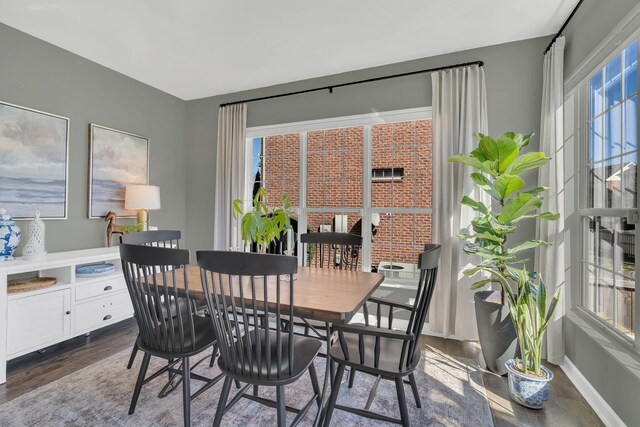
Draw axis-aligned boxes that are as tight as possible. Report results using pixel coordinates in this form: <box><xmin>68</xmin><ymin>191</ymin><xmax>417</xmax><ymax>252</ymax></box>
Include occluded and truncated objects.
<box><xmin>7</xmin><ymin>288</ymin><xmax>71</xmax><ymax>356</ymax></box>
<box><xmin>0</xmin><ymin>247</ymin><xmax>132</xmax><ymax>384</ymax></box>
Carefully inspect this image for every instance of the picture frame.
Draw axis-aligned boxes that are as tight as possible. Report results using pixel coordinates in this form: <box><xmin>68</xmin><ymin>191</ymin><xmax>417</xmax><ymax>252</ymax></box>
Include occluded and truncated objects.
<box><xmin>0</xmin><ymin>101</ymin><xmax>69</xmax><ymax>219</ymax></box>
<box><xmin>88</xmin><ymin>124</ymin><xmax>149</xmax><ymax>219</ymax></box>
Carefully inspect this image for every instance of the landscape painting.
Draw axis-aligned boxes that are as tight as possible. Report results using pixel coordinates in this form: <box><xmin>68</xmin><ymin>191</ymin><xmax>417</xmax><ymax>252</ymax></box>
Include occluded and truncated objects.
<box><xmin>89</xmin><ymin>124</ymin><xmax>148</xmax><ymax>218</ymax></box>
<box><xmin>0</xmin><ymin>101</ymin><xmax>68</xmax><ymax>219</ymax></box>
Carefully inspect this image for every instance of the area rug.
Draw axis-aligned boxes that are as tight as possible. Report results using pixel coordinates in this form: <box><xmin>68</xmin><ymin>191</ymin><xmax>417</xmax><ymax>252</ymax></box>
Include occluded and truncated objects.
<box><xmin>0</xmin><ymin>344</ymin><xmax>493</xmax><ymax>426</ymax></box>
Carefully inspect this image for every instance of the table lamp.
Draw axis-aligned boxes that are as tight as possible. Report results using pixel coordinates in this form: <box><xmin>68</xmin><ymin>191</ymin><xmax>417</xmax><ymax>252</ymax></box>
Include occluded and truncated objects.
<box><xmin>124</xmin><ymin>185</ymin><xmax>161</xmax><ymax>230</ymax></box>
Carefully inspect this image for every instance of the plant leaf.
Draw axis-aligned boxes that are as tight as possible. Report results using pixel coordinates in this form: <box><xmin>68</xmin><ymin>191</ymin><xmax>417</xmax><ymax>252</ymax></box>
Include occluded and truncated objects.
<box><xmin>470</xmin><ymin>279</ymin><xmax>498</xmax><ymax>290</ymax></box>
<box><xmin>460</xmin><ymin>196</ymin><xmax>489</xmax><ymax>214</ymax></box>
<box><xmin>494</xmin><ymin>174</ymin><xmax>525</xmax><ymax>199</ymax></box>
<box><xmin>513</xmin><ymin>211</ymin><xmax>560</xmax><ymax>222</ymax></box>
<box><xmin>506</xmin><ymin>240</ymin><xmax>549</xmax><ymax>254</ymax></box>
<box><xmin>505</xmin><ymin>152</ymin><xmax>550</xmax><ymax>175</ymax></box>
<box><xmin>513</xmin><ymin>131</ymin><xmax>534</xmax><ymax>149</ymax></box>
<box><xmin>498</xmin><ymin>193</ymin><xmax>543</xmax><ymax>224</ymax></box>
<box><xmin>449</xmin><ymin>154</ymin><xmax>497</xmax><ymax>176</ymax></box>
<box><xmin>478</xmin><ymin>134</ymin><xmax>519</xmax><ymax>172</ymax></box>
<box><xmin>522</xmin><ymin>186</ymin><xmax>548</xmax><ymax>195</ymax></box>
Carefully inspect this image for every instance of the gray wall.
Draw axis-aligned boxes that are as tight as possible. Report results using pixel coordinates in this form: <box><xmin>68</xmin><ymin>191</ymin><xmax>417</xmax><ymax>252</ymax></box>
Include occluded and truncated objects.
<box><xmin>561</xmin><ymin>1</ymin><xmax>640</xmax><ymax>425</ymax></box>
<box><xmin>0</xmin><ymin>23</ymin><xmax>188</xmax><ymax>252</ymax></box>
<box><xmin>185</xmin><ymin>36</ymin><xmax>550</xmax><ymax>252</ymax></box>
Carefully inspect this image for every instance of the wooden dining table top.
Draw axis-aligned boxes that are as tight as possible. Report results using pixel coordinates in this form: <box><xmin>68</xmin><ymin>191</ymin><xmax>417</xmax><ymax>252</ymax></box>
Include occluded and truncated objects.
<box><xmin>162</xmin><ymin>264</ymin><xmax>385</xmax><ymax>324</ymax></box>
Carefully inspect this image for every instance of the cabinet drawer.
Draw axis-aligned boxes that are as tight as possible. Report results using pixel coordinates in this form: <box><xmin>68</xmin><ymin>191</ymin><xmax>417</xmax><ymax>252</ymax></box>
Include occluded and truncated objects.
<box><xmin>75</xmin><ymin>276</ymin><xmax>127</xmax><ymax>301</ymax></box>
<box><xmin>74</xmin><ymin>291</ymin><xmax>133</xmax><ymax>333</ymax></box>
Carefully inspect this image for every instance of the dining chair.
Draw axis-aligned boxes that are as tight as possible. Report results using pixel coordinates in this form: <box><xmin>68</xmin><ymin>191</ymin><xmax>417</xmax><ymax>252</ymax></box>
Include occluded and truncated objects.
<box><xmin>285</xmin><ymin>232</ymin><xmax>363</xmax><ymax>342</ymax></box>
<box><xmin>120</xmin><ymin>230</ymin><xmax>183</xmax><ymax>370</ymax></box>
<box><xmin>120</xmin><ymin>229</ymin><xmax>181</xmax><ymax>248</ymax></box>
<box><xmin>323</xmin><ymin>244</ymin><xmax>441</xmax><ymax>427</ymax></box>
<box><xmin>120</xmin><ymin>244</ymin><xmax>224</xmax><ymax>427</ymax></box>
<box><xmin>197</xmin><ymin>251</ymin><xmax>322</xmax><ymax>427</ymax></box>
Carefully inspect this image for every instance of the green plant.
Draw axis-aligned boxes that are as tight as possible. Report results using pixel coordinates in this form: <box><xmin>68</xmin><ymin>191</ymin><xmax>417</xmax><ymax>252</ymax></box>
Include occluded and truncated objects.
<box><xmin>121</xmin><ymin>223</ymin><xmax>144</xmax><ymax>233</ymax></box>
<box><xmin>466</xmin><ymin>266</ymin><xmax>561</xmax><ymax>376</ymax></box>
<box><xmin>232</xmin><ymin>188</ymin><xmax>293</xmax><ymax>252</ymax></box>
<box><xmin>448</xmin><ymin>132</ymin><xmax>560</xmax><ymax>300</ymax></box>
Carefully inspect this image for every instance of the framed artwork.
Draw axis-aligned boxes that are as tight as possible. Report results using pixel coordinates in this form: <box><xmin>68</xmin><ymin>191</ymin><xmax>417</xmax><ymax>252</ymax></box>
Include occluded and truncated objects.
<box><xmin>88</xmin><ymin>124</ymin><xmax>149</xmax><ymax>218</ymax></box>
<box><xmin>0</xmin><ymin>101</ymin><xmax>69</xmax><ymax>219</ymax></box>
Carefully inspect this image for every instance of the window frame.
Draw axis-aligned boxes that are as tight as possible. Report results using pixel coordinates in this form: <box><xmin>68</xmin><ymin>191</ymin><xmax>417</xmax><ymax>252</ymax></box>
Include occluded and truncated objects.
<box><xmin>246</xmin><ymin>107</ymin><xmax>432</xmax><ymax>280</ymax></box>
<box><xmin>576</xmin><ymin>33</ymin><xmax>640</xmax><ymax>348</ymax></box>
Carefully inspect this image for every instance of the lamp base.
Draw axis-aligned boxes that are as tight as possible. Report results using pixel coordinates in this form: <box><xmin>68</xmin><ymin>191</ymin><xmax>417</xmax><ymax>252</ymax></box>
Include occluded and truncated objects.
<box><xmin>137</xmin><ymin>209</ymin><xmax>148</xmax><ymax>231</ymax></box>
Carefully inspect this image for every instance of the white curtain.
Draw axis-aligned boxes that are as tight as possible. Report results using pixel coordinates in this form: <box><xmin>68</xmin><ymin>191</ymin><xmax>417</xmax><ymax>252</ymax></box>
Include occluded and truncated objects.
<box><xmin>430</xmin><ymin>65</ymin><xmax>489</xmax><ymax>340</ymax></box>
<box><xmin>536</xmin><ymin>37</ymin><xmax>565</xmax><ymax>365</ymax></box>
<box><xmin>213</xmin><ymin>103</ymin><xmax>248</xmax><ymax>250</ymax></box>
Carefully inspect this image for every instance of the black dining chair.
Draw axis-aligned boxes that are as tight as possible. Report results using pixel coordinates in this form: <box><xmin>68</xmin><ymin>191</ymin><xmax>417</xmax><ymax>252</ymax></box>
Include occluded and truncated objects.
<box><xmin>120</xmin><ymin>230</ymin><xmax>183</xmax><ymax>370</ymax></box>
<box><xmin>120</xmin><ymin>244</ymin><xmax>224</xmax><ymax>427</ymax></box>
<box><xmin>284</xmin><ymin>232</ymin><xmax>363</xmax><ymax>342</ymax></box>
<box><xmin>197</xmin><ymin>251</ymin><xmax>322</xmax><ymax>427</ymax></box>
<box><xmin>121</xmin><ymin>229</ymin><xmax>182</xmax><ymax>248</ymax></box>
<box><xmin>323</xmin><ymin>244</ymin><xmax>441</xmax><ymax>427</ymax></box>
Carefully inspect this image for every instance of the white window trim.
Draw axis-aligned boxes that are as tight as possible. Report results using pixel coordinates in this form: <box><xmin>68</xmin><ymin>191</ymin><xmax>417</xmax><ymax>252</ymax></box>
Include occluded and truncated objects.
<box><xmin>246</xmin><ymin>107</ymin><xmax>432</xmax><ymax>281</ymax></box>
<box><xmin>571</xmin><ymin>29</ymin><xmax>640</xmax><ymax>349</ymax></box>
<box><xmin>246</xmin><ymin>107</ymin><xmax>431</xmax><ymax>138</ymax></box>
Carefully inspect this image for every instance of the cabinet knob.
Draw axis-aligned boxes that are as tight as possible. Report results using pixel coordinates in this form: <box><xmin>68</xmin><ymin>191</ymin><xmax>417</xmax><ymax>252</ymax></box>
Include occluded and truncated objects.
<box><xmin>104</xmin><ymin>285</ymin><xmax>113</xmax><ymax>291</ymax></box>
<box><xmin>103</xmin><ymin>314</ymin><xmax>112</xmax><ymax>321</ymax></box>
<box><xmin>66</xmin><ymin>311</ymin><xmax>71</xmax><ymax>315</ymax></box>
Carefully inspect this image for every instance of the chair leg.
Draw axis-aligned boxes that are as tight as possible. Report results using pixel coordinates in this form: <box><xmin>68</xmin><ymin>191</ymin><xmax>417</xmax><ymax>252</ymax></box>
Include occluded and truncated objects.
<box><xmin>182</xmin><ymin>357</ymin><xmax>191</xmax><ymax>427</ymax></box>
<box><xmin>127</xmin><ymin>342</ymin><xmax>139</xmax><ymax>369</ymax></box>
<box><xmin>322</xmin><ymin>363</ymin><xmax>345</xmax><ymax>427</ymax></box>
<box><xmin>308</xmin><ymin>363</ymin><xmax>322</xmax><ymax>407</ymax></box>
<box><xmin>253</xmin><ymin>385</ymin><xmax>259</xmax><ymax>396</ymax></box>
<box><xmin>213</xmin><ymin>376</ymin><xmax>233</xmax><ymax>427</ymax></box>
<box><xmin>408</xmin><ymin>373</ymin><xmax>421</xmax><ymax>408</ymax></box>
<box><xmin>348</xmin><ymin>367</ymin><xmax>356</xmax><ymax>388</ymax></box>
<box><xmin>209</xmin><ymin>343</ymin><xmax>218</xmax><ymax>368</ymax></box>
<box><xmin>395</xmin><ymin>377</ymin><xmax>410</xmax><ymax>427</ymax></box>
<box><xmin>276</xmin><ymin>386</ymin><xmax>286</xmax><ymax>427</ymax></box>
<box><xmin>129</xmin><ymin>352</ymin><xmax>150</xmax><ymax>415</ymax></box>
<box><xmin>329</xmin><ymin>360</ymin><xmax>335</xmax><ymax>385</ymax></box>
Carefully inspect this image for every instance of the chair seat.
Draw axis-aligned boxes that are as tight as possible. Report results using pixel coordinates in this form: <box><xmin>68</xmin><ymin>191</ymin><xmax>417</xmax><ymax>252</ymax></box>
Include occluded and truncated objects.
<box><xmin>219</xmin><ymin>329</ymin><xmax>321</xmax><ymax>383</ymax></box>
<box><xmin>138</xmin><ymin>315</ymin><xmax>216</xmax><ymax>358</ymax></box>
<box><xmin>329</xmin><ymin>325</ymin><xmax>420</xmax><ymax>376</ymax></box>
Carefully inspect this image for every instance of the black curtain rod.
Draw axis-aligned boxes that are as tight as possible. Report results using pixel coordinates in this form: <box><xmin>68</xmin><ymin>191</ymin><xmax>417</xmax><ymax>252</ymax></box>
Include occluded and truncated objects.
<box><xmin>219</xmin><ymin>60</ymin><xmax>484</xmax><ymax>107</ymax></box>
<box><xmin>544</xmin><ymin>0</ymin><xmax>585</xmax><ymax>55</ymax></box>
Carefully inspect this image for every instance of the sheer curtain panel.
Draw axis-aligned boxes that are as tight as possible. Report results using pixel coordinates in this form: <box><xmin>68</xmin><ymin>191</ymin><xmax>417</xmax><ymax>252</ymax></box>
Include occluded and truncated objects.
<box><xmin>213</xmin><ymin>103</ymin><xmax>247</xmax><ymax>250</ymax></box>
<box><xmin>430</xmin><ymin>65</ymin><xmax>489</xmax><ymax>340</ymax></box>
<box><xmin>536</xmin><ymin>37</ymin><xmax>565</xmax><ymax>365</ymax></box>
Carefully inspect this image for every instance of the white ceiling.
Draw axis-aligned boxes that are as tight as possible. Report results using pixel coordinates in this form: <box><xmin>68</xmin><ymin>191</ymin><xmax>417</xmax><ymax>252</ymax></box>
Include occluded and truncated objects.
<box><xmin>0</xmin><ymin>1</ymin><xmax>577</xmax><ymax>100</ymax></box>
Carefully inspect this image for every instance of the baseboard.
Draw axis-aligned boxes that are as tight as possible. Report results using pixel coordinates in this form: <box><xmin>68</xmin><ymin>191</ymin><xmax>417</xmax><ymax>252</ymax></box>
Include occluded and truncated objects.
<box><xmin>561</xmin><ymin>357</ymin><xmax>626</xmax><ymax>427</ymax></box>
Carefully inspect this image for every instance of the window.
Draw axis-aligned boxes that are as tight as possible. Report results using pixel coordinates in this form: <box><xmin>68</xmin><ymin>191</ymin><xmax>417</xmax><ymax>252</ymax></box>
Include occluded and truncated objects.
<box><xmin>372</xmin><ymin>168</ymin><xmax>404</xmax><ymax>181</ymax></box>
<box><xmin>581</xmin><ymin>39</ymin><xmax>638</xmax><ymax>341</ymax></box>
<box><xmin>247</xmin><ymin>108</ymin><xmax>432</xmax><ymax>288</ymax></box>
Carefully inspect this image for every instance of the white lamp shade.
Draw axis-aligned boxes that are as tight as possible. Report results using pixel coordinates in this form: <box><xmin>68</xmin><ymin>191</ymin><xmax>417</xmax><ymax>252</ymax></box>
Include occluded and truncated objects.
<box><xmin>124</xmin><ymin>185</ymin><xmax>161</xmax><ymax>210</ymax></box>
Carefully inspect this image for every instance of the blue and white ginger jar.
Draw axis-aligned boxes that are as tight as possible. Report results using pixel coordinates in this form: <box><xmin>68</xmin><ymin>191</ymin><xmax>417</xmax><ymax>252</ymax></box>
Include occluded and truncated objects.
<box><xmin>0</xmin><ymin>209</ymin><xmax>21</xmax><ymax>261</ymax></box>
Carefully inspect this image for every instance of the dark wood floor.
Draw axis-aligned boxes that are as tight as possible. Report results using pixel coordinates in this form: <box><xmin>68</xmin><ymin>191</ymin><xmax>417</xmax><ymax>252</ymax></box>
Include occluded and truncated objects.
<box><xmin>0</xmin><ymin>319</ymin><xmax>603</xmax><ymax>426</ymax></box>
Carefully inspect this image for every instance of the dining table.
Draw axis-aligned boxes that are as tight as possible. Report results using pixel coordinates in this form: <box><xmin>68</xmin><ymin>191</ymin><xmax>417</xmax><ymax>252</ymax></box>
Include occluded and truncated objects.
<box><xmin>164</xmin><ymin>263</ymin><xmax>386</xmax><ymax>426</ymax></box>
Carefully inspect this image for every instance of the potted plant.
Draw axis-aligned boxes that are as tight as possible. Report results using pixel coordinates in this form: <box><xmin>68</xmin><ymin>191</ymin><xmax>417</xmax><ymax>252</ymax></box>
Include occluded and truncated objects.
<box><xmin>467</xmin><ymin>266</ymin><xmax>561</xmax><ymax>408</ymax></box>
<box><xmin>448</xmin><ymin>131</ymin><xmax>559</xmax><ymax>375</ymax></box>
<box><xmin>232</xmin><ymin>188</ymin><xmax>293</xmax><ymax>253</ymax></box>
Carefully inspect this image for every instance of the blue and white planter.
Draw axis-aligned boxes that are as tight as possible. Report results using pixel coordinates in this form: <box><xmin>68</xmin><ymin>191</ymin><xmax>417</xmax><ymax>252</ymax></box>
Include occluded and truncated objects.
<box><xmin>0</xmin><ymin>209</ymin><xmax>21</xmax><ymax>262</ymax></box>
<box><xmin>505</xmin><ymin>359</ymin><xmax>554</xmax><ymax>409</ymax></box>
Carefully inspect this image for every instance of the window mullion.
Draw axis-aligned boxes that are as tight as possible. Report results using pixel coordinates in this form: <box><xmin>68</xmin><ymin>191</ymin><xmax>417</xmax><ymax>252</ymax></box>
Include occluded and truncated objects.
<box><xmin>362</xmin><ymin>125</ymin><xmax>372</xmax><ymax>272</ymax></box>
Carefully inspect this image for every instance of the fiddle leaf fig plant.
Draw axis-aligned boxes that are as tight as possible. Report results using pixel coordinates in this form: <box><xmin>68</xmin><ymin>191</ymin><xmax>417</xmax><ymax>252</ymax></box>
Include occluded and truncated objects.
<box><xmin>448</xmin><ymin>131</ymin><xmax>560</xmax><ymax>296</ymax></box>
<box><xmin>232</xmin><ymin>188</ymin><xmax>292</xmax><ymax>253</ymax></box>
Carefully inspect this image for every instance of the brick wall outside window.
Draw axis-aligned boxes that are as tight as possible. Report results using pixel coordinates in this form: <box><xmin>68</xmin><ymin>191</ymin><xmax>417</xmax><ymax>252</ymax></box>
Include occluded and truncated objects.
<box><xmin>258</xmin><ymin>119</ymin><xmax>432</xmax><ymax>270</ymax></box>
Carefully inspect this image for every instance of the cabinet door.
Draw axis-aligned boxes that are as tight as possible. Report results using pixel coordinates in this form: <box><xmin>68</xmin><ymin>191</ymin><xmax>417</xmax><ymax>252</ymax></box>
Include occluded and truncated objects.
<box><xmin>7</xmin><ymin>289</ymin><xmax>71</xmax><ymax>357</ymax></box>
